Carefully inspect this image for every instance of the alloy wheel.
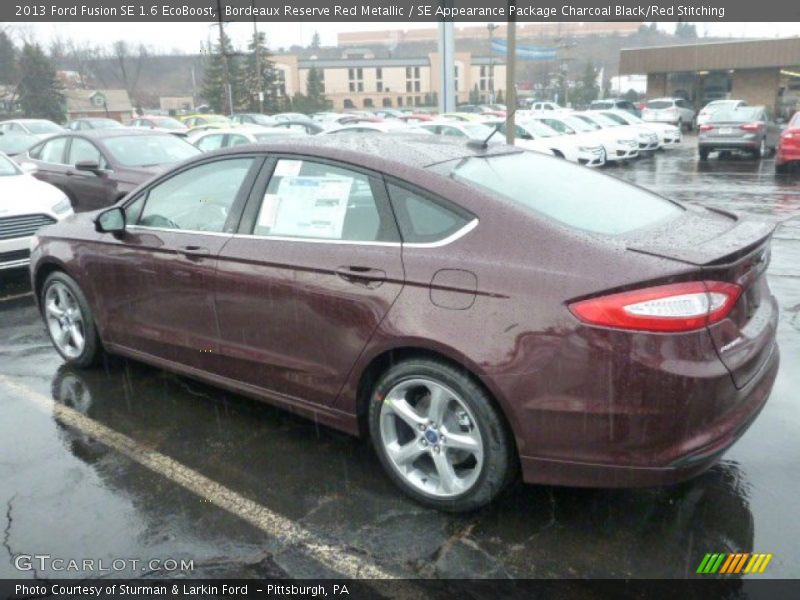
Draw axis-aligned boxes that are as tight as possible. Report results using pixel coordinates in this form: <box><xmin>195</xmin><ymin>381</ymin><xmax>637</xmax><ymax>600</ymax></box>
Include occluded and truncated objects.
<box><xmin>44</xmin><ymin>282</ymin><xmax>86</xmax><ymax>359</ymax></box>
<box><xmin>379</xmin><ymin>378</ymin><xmax>484</xmax><ymax>498</ymax></box>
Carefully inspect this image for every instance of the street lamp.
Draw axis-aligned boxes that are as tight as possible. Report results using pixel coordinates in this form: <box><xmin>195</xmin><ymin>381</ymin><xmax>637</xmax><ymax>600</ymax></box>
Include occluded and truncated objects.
<box><xmin>487</xmin><ymin>23</ymin><xmax>498</xmax><ymax>104</ymax></box>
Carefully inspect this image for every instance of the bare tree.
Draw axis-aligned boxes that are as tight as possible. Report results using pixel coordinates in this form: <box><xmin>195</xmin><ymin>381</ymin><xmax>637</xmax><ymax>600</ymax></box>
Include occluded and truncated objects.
<box><xmin>112</xmin><ymin>40</ymin><xmax>148</xmax><ymax>107</ymax></box>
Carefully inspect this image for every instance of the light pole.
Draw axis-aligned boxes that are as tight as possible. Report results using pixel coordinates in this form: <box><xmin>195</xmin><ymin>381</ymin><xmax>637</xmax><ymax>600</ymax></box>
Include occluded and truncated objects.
<box><xmin>252</xmin><ymin>0</ymin><xmax>263</xmax><ymax>113</ymax></box>
<box><xmin>487</xmin><ymin>23</ymin><xmax>498</xmax><ymax>104</ymax></box>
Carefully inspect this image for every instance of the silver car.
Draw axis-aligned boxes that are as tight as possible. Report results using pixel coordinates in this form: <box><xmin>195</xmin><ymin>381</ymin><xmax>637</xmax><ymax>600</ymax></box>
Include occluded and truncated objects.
<box><xmin>697</xmin><ymin>106</ymin><xmax>782</xmax><ymax>160</ymax></box>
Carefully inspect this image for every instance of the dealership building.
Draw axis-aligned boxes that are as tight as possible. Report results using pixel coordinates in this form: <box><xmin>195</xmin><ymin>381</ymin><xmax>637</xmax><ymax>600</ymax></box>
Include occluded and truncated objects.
<box><xmin>619</xmin><ymin>37</ymin><xmax>800</xmax><ymax>118</ymax></box>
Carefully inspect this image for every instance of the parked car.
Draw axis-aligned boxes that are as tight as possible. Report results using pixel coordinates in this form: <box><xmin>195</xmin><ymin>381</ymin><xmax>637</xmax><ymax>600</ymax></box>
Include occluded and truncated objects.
<box><xmin>440</xmin><ymin>112</ymin><xmax>486</xmax><ymax>122</ymax></box>
<box><xmin>0</xmin><ymin>132</ymin><xmax>40</xmax><ymax>157</ymax></box>
<box><xmin>128</xmin><ymin>116</ymin><xmax>189</xmax><ymax>135</ymax></box>
<box><xmin>230</xmin><ymin>113</ymin><xmax>276</xmax><ymax>127</ymax></box>
<box><xmin>775</xmin><ymin>111</ymin><xmax>800</xmax><ymax>173</ymax></box>
<box><xmin>397</xmin><ymin>114</ymin><xmax>435</xmax><ymax>124</ymax></box>
<box><xmin>0</xmin><ymin>152</ymin><xmax>72</xmax><ymax>271</ymax></box>
<box><xmin>525</xmin><ymin>100</ymin><xmax>564</xmax><ymax>112</ymax></box>
<box><xmin>487</xmin><ymin>118</ymin><xmax>605</xmax><ymax>167</ymax></box>
<box><xmin>594</xmin><ymin>109</ymin><xmax>682</xmax><ymax>148</ymax></box>
<box><xmin>0</xmin><ymin>119</ymin><xmax>64</xmax><ymax>139</ymax></box>
<box><xmin>414</xmin><ymin>120</ymin><xmax>499</xmax><ymax>142</ymax></box>
<box><xmin>178</xmin><ymin>114</ymin><xmax>233</xmax><ymax>129</ymax></box>
<box><xmin>697</xmin><ymin>106</ymin><xmax>782</xmax><ymax>160</ymax></box>
<box><xmin>372</xmin><ymin>109</ymin><xmax>404</xmax><ymax>120</ymax></box>
<box><xmin>696</xmin><ymin>100</ymin><xmax>748</xmax><ymax>127</ymax></box>
<box><xmin>530</xmin><ymin>114</ymin><xmax>639</xmax><ymax>163</ymax></box>
<box><xmin>65</xmin><ymin>118</ymin><xmax>123</xmax><ymax>131</ymax></box>
<box><xmin>17</xmin><ymin>130</ymin><xmax>201</xmax><ymax>212</ymax></box>
<box><xmin>273</xmin><ymin>112</ymin><xmax>311</xmax><ymax>123</ymax></box>
<box><xmin>456</xmin><ymin>104</ymin><xmax>493</xmax><ymax>114</ymax></box>
<box><xmin>30</xmin><ymin>135</ymin><xmax>779</xmax><ymax>511</ymax></box>
<box><xmin>589</xmin><ymin>98</ymin><xmax>641</xmax><ymax>117</ymax></box>
<box><xmin>572</xmin><ymin>112</ymin><xmax>660</xmax><ymax>153</ymax></box>
<box><xmin>642</xmin><ymin>98</ymin><xmax>696</xmax><ymax>131</ymax></box>
<box><xmin>270</xmin><ymin>120</ymin><xmax>327</xmax><ymax>135</ymax></box>
<box><xmin>320</xmin><ymin>122</ymin><xmax>406</xmax><ymax>135</ymax></box>
<box><xmin>190</xmin><ymin>127</ymin><xmax>306</xmax><ymax>151</ymax></box>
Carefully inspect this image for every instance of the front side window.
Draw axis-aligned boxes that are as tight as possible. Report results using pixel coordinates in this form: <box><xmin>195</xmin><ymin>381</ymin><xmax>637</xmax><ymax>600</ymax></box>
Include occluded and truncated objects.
<box><xmin>433</xmin><ymin>151</ymin><xmax>683</xmax><ymax>235</ymax></box>
<box><xmin>39</xmin><ymin>137</ymin><xmax>68</xmax><ymax>163</ymax></box>
<box><xmin>196</xmin><ymin>134</ymin><xmax>226</xmax><ymax>152</ymax></box>
<box><xmin>388</xmin><ymin>184</ymin><xmax>471</xmax><ymax>244</ymax></box>
<box><xmin>253</xmin><ymin>159</ymin><xmax>395</xmax><ymax>242</ymax></box>
<box><xmin>136</xmin><ymin>158</ymin><xmax>253</xmax><ymax>232</ymax></box>
<box><xmin>68</xmin><ymin>138</ymin><xmax>106</xmax><ymax>167</ymax></box>
<box><xmin>104</xmin><ymin>134</ymin><xmax>200</xmax><ymax>167</ymax></box>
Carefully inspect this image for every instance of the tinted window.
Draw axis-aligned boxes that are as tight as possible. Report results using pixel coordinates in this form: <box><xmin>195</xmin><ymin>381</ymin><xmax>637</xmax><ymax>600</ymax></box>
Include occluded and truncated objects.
<box><xmin>435</xmin><ymin>151</ymin><xmax>682</xmax><ymax>235</ymax></box>
<box><xmin>68</xmin><ymin>138</ymin><xmax>106</xmax><ymax>167</ymax></box>
<box><xmin>39</xmin><ymin>137</ymin><xmax>68</xmax><ymax>163</ymax></box>
<box><xmin>388</xmin><ymin>184</ymin><xmax>471</xmax><ymax>244</ymax></box>
<box><xmin>253</xmin><ymin>159</ymin><xmax>394</xmax><ymax>242</ymax></box>
<box><xmin>228</xmin><ymin>134</ymin><xmax>250</xmax><ymax>146</ymax></box>
<box><xmin>137</xmin><ymin>158</ymin><xmax>253</xmax><ymax>232</ymax></box>
<box><xmin>103</xmin><ymin>134</ymin><xmax>200</xmax><ymax>167</ymax></box>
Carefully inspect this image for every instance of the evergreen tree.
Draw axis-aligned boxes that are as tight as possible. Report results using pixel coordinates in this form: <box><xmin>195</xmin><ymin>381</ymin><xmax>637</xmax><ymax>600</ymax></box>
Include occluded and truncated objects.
<box><xmin>17</xmin><ymin>43</ymin><xmax>64</xmax><ymax>122</ymax></box>
<box><xmin>244</xmin><ymin>31</ymin><xmax>276</xmax><ymax>113</ymax></box>
<box><xmin>575</xmin><ymin>61</ymin><xmax>599</xmax><ymax>106</ymax></box>
<box><xmin>675</xmin><ymin>22</ymin><xmax>698</xmax><ymax>39</ymax></box>
<box><xmin>469</xmin><ymin>84</ymin><xmax>480</xmax><ymax>104</ymax></box>
<box><xmin>304</xmin><ymin>65</ymin><xmax>329</xmax><ymax>112</ymax></box>
<box><xmin>495</xmin><ymin>89</ymin><xmax>504</xmax><ymax>104</ymax></box>
<box><xmin>0</xmin><ymin>31</ymin><xmax>17</xmax><ymax>85</ymax></box>
<box><xmin>201</xmin><ymin>27</ymin><xmax>245</xmax><ymax>114</ymax></box>
<box><xmin>310</xmin><ymin>31</ymin><xmax>321</xmax><ymax>50</ymax></box>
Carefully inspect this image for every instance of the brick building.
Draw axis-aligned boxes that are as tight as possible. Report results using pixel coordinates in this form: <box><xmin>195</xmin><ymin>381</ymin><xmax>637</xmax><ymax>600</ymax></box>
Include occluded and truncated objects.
<box><xmin>619</xmin><ymin>37</ymin><xmax>800</xmax><ymax>118</ymax></box>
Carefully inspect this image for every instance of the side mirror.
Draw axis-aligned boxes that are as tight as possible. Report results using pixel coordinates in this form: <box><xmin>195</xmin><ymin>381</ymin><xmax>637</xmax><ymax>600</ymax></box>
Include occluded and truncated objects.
<box><xmin>19</xmin><ymin>162</ymin><xmax>38</xmax><ymax>174</ymax></box>
<box><xmin>95</xmin><ymin>207</ymin><xmax>125</xmax><ymax>234</ymax></box>
<box><xmin>75</xmin><ymin>159</ymin><xmax>104</xmax><ymax>175</ymax></box>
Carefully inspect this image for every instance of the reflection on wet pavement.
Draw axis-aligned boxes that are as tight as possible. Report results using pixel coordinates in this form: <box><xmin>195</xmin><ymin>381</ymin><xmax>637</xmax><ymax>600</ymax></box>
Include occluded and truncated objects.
<box><xmin>1</xmin><ymin>138</ymin><xmax>799</xmax><ymax>579</ymax></box>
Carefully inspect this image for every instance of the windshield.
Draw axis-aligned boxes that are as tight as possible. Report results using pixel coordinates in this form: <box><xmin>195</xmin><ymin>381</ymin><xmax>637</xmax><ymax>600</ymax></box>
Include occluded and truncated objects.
<box><xmin>646</xmin><ymin>100</ymin><xmax>674</xmax><ymax>109</ymax></box>
<box><xmin>103</xmin><ymin>134</ymin><xmax>201</xmax><ymax>167</ymax></box>
<box><xmin>153</xmin><ymin>117</ymin><xmax>186</xmax><ymax>129</ymax></box>
<box><xmin>461</xmin><ymin>123</ymin><xmax>494</xmax><ymax>139</ymax></box>
<box><xmin>88</xmin><ymin>119</ymin><xmax>122</xmax><ymax>128</ymax></box>
<box><xmin>709</xmin><ymin>107</ymin><xmax>761</xmax><ymax>123</ymax></box>
<box><xmin>561</xmin><ymin>116</ymin><xmax>599</xmax><ymax>133</ymax></box>
<box><xmin>519</xmin><ymin>120</ymin><xmax>559</xmax><ymax>138</ymax></box>
<box><xmin>580</xmin><ymin>113</ymin><xmax>620</xmax><ymax>127</ymax></box>
<box><xmin>434</xmin><ymin>152</ymin><xmax>682</xmax><ymax>235</ymax></box>
<box><xmin>600</xmin><ymin>112</ymin><xmax>630</xmax><ymax>125</ymax></box>
<box><xmin>24</xmin><ymin>121</ymin><xmax>63</xmax><ymax>134</ymax></box>
<box><xmin>0</xmin><ymin>153</ymin><xmax>21</xmax><ymax>176</ymax></box>
<box><xmin>0</xmin><ymin>134</ymin><xmax>38</xmax><ymax>155</ymax></box>
<box><xmin>591</xmin><ymin>101</ymin><xmax>614</xmax><ymax>109</ymax></box>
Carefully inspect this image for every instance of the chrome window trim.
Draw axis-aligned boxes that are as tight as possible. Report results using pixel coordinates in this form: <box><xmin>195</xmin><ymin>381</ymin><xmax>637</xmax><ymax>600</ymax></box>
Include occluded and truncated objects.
<box><xmin>125</xmin><ymin>218</ymin><xmax>479</xmax><ymax>248</ymax></box>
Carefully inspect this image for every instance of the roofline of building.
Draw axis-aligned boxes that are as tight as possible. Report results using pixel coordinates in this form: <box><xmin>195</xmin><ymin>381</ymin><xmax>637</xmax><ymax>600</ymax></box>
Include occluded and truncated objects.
<box><xmin>620</xmin><ymin>36</ymin><xmax>800</xmax><ymax>53</ymax></box>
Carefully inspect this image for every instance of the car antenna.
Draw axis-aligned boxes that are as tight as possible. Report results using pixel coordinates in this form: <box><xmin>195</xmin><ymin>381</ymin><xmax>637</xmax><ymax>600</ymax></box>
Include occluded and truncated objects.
<box><xmin>469</xmin><ymin>105</ymin><xmax>519</xmax><ymax>150</ymax></box>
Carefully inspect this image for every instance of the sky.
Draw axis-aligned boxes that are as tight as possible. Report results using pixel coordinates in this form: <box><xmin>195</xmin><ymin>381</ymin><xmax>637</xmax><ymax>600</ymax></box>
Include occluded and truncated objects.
<box><xmin>6</xmin><ymin>21</ymin><xmax>800</xmax><ymax>54</ymax></box>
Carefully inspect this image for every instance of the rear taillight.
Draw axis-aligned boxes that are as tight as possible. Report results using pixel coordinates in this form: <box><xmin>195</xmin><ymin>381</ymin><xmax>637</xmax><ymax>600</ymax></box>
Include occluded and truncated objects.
<box><xmin>699</xmin><ymin>124</ymin><xmax>714</xmax><ymax>132</ymax></box>
<box><xmin>782</xmin><ymin>129</ymin><xmax>799</xmax><ymax>139</ymax></box>
<box><xmin>740</xmin><ymin>122</ymin><xmax>762</xmax><ymax>132</ymax></box>
<box><xmin>569</xmin><ymin>281</ymin><xmax>742</xmax><ymax>333</ymax></box>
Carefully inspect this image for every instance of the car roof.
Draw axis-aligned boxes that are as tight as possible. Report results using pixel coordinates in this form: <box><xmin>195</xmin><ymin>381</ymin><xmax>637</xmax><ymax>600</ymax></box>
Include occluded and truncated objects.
<box><xmin>61</xmin><ymin>128</ymin><xmax>172</xmax><ymax>139</ymax></box>
<box><xmin>197</xmin><ymin>134</ymin><xmax>518</xmax><ymax>172</ymax></box>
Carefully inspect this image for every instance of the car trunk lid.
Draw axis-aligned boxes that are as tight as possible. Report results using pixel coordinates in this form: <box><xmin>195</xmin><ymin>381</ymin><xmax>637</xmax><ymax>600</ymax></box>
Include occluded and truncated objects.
<box><xmin>626</xmin><ymin>207</ymin><xmax>778</xmax><ymax>389</ymax></box>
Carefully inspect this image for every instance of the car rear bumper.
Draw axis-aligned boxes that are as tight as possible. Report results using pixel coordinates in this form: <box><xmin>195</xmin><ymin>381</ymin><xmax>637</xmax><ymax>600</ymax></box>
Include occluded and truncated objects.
<box><xmin>776</xmin><ymin>145</ymin><xmax>800</xmax><ymax>165</ymax></box>
<box><xmin>698</xmin><ymin>138</ymin><xmax>760</xmax><ymax>151</ymax></box>
<box><xmin>518</xmin><ymin>341</ymin><xmax>779</xmax><ymax>488</ymax></box>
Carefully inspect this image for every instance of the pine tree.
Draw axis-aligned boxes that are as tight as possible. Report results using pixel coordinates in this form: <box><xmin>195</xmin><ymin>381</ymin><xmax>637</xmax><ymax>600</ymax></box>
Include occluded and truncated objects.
<box><xmin>304</xmin><ymin>65</ymin><xmax>329</xmax><ymax>112</ymax></box>
<box><xmin>17</xmin><ymin>43</ymin><xmax>64</xmax><ymax>122</ymax></box>
<box><xmin>0</xmin><ymin>31</ymin><xmax>17</xmax><ymax>85</ymax></box>
<box><xmin>244</xmin><ymin>30</ymin><xmax>277</xmax><ymax>113</ymax></box>
<box><xmin>310</xmin><ymin>31</ymin><xmax>321</xmax><ymax>50</ymax></box>
<box><xmin>201</xmin><ymin>27</ymin><xmax>245</xmax><ymax>114</ymax></box>
<box><xmin>576</xmin><ymin>61</ymin><xmax>599</xmax><ymax>106</ymax></box>
<box><xmin>495</xmin><ymin>89</ymin><xmax>504</xmax><ymax>104</ymax></box>
<box><xmin>469</xmin><ymin>84</ymin><xmax>480</xmax><ymax>104</ymax></box>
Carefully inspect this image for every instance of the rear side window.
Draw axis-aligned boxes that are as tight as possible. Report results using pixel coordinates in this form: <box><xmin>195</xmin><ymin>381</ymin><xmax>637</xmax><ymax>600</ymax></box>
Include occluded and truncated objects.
<box><xmin>387</xmin><ymin>184</ymin><xmax>471</xmax><ymax>244</ymax></box>
<box><xmin>647</xmin><ymin>100</ymin><xmax>674</xmax><ymax>109</ymax></box>
<box><xmin>434</xmin><ymin>152</ymin><xmax>682</xmax><ymax>235</ymax></box>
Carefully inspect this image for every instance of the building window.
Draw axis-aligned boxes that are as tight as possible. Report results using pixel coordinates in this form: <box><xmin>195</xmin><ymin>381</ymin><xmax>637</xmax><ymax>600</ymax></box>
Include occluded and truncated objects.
<box><xmin>397</xmin><ymin>96</ymin><xmax>403</xmax><ymax>107</ymax></box>
<box><xmin>348</xmin><ymin>68</ymin><xmax>364</xmax><ymax>93</ymax></box>
<box><xmin>382</xmin><ymin>98</ymin><xmax>392</xmax><ymax>107</ymax></box>
<box><xmin>376</xmin><ymin>67</ymin><xmax>383</xmax><ymax>92</ymax></box>
<box><xmin>454</xmin><ymin>66</ymin><xmax>459</xmax><ymax>92</ymax></box>
<box><xmin>363</xmin><ymin>98</ymin><xmax>374</xmax><ymax>108</ymax></box>
<box><xmin>479</xmin><ymin>65</ymin><xmax>494</xmax><ymax>96</ymax></box>
<box><xmin>406</xmin><ymin>66</ymin><xmax>421</xmax><ymax>95</ymax></box>
<box><xmin>343</xmin><ymin>99</ymin><xmax>355</xmax><ymax>109</ymax></box>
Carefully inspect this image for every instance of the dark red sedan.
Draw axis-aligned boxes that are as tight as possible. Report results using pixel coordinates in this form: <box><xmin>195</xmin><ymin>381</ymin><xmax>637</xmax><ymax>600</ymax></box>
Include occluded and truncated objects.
<box><xmin>29</xmin><ymin>136</ymin><xmax>779</xmax><ymax>511</ymax></box>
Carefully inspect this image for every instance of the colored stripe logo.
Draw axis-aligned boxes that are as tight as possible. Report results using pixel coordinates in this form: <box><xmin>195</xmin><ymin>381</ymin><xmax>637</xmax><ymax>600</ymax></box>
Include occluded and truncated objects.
<box><xmin>697</xmin><ymin>553</ymin><xmax>773</xmax><ymax>574</ymax></box>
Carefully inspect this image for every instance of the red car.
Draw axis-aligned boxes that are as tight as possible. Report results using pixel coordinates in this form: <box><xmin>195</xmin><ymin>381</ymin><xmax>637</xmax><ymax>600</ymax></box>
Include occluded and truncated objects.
<box><xmin>398</xmin><ymin>114</ymin><xmax>434</xmax><ymax>124</ymax></box>
<box><xmin>29</xmin><ymin>136</ymin><xmax>779</xmax><ymax>511</ymax></box>
<box><xmin>776</xmin><ymin>111</ymin><xmax>800</xmax><ymax>173</ymax></box>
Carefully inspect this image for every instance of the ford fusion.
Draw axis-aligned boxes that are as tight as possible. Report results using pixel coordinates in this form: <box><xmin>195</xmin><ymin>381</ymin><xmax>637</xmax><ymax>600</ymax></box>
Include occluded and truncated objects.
<box><xmin>30</xmin><ymin>136</ymin><xmax>779</xmax><ymax>511</ymax></box>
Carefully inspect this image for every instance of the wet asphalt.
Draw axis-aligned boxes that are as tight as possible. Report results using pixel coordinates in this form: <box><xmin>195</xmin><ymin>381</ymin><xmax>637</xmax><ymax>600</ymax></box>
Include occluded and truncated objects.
<box><xmin>1</xmin><ymin>137</ymin><xmax>799</xmax><ymax>581</ymax></box>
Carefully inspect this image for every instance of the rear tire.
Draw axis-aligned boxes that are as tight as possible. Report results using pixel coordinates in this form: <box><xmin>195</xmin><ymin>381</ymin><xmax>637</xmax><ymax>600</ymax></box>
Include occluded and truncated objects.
<box><xmin>753</xmin><ymin>138</ymin><xmax>766</xmax><ymax>159</ymax></box>
<box><xmin>41</xmin><ymin>272</ymin><xmax>103</xmax><ymax>368</ymax></box>
<box><xmin>368</xmin><ymin>358</ymin><xmax>515</xmax><ymax>512</ymax></box>
<box><xmin>698</xmin><ymin>148</ymin><xmax>710</xmax><ymax>161</ymax></box>
<box><xmin>775</xmin><ymin>162</ymin><xmax>789</xmax><ymax>174</ymax></box>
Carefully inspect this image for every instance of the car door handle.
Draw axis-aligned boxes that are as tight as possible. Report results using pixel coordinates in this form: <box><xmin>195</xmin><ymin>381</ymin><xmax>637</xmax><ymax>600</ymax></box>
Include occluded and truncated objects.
<box><xmin>335</xmin><ymin>266</ymin><xmax>387</xmax><ymax>287</ymax></box>
<box><xmin>177</xmin><ymin>245</ymin><xmax>211</xmax><ymax>258</ymax></box>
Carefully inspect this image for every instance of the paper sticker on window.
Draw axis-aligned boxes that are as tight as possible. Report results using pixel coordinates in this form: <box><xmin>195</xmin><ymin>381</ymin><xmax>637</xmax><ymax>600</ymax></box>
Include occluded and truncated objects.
<box><xmin>257</xmin><ymin>193</ymin><xmax>281</xmax><ymax>228</ymax></box>
<box><xmin>273</xmin><ymin>159</ymin><xmax>303</xmax><ymax>177</ymax></box>
<box><xmin>271</xmin><ymin>176</ymin><xmax>353</xmax><ymax>239</ymax></box>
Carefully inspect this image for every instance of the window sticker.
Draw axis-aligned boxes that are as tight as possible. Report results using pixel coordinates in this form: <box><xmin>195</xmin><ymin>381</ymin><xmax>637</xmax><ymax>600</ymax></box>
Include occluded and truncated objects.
<box><xmin>273</xmin><ymin>159</ymin><xmax>303</xmax><ymax>177</ymax></box>
<box><xmin>270</xmin><ymin>176</ymin><xmax>354</xmax><ymax>239</ymax></box>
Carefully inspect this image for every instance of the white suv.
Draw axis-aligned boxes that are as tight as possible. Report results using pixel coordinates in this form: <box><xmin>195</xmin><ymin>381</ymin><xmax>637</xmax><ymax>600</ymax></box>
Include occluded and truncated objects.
<box><xmin>642</xmin><ymin>98</ymin><xmax>696</xmax><ymax>131</ymax></box>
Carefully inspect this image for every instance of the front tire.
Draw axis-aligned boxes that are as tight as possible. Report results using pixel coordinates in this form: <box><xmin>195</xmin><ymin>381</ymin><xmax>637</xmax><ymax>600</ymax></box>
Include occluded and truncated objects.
<box><xmin>368</xmin><ymin>359</ymin><xmax>514</xmax><ymax>512</ymax></box>
<box><xmin>41</xmin><ymin>272</ymin><xmax>102</xmax><ymax>368</ymax></box>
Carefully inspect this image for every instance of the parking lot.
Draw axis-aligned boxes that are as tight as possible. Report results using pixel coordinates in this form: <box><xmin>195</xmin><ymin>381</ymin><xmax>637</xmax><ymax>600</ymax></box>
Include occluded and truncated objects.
<box><xmin>1</xmin><ymin>137</ymin><xmax>799</xmax><ymax>580</ymax></box>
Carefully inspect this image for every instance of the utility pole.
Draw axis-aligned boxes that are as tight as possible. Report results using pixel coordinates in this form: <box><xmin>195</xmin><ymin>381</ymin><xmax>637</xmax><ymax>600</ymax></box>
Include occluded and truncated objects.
<box><xmin>437</xmin><ymin>4</ymin><xmax>455</xmax><ymax>114</ymax></box>
<box><xmin>252</xmin><ymin>0</ymin><xmax>262</xmax><ymax>113</ymax></box>
<box><xmin>215</xmin><ymin>0</ymin><xmax>232</xmax><ymax>114</ymax></box>
<box><xmin>505</xmin><ymin>4</ymin><xmax>516</xmax><ymax>145</ymax></box>
<box><xmin>487</xmin><ymin>23</ymin><xmax>498</xmax><ymax>104</ymax></box>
